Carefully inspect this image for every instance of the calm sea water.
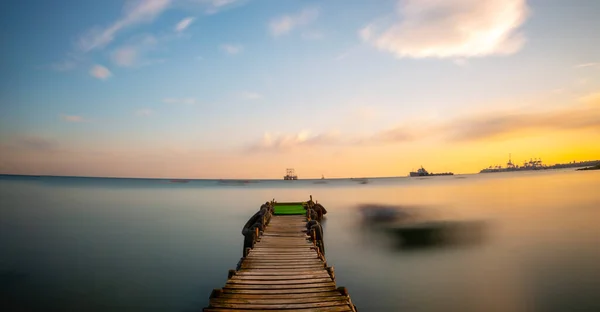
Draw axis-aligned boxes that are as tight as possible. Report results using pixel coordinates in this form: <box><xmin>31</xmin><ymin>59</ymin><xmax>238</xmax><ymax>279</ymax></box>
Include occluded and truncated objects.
<box><xmin>1</xmin><ymin>170</ymin><xmax>599</xmax><ymax>312</ymax></box>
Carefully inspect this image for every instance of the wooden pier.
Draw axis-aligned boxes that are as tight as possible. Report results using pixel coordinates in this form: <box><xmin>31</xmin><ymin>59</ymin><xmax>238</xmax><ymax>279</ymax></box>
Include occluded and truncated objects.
<box><xmin>203</xmin><ymin>198</ymin><xmax>357</xmax><ymax>311</ymax></box>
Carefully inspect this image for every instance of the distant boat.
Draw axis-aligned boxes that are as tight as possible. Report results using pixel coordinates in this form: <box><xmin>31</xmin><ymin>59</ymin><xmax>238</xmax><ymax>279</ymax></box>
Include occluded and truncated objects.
<box><xmin>170</xmin><ymin>179</ymin><xmax>190</xmax><ymax>183</ymax></box>
<box><xmin>409</xmin><ymin>166</ymin><xmax>453</xmax><ymax>177</ymax></box>
<box><xmin>321</xmin><ymin>174</ymin><xmax>325</xmax><ymax>180</ymax></box>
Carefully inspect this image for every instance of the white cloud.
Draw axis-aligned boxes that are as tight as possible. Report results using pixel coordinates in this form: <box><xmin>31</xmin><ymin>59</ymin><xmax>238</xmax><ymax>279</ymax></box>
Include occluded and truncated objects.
<box><xmin>111</xmin><ymin>46</ymin><xmax>138</xmax><ymax>67</ymax></box>
<box><xmin>77</xmin><ymin>0</ymin><xmax>172</xmax><ymax>52</ymax></box>
<box><xmin>110</xmin><ymin>34</ymin><xmax>161</xmax><ymax>68</ymax></box>
<box><xmin>135</xmin><ymin>109</ymin><xmax>155</xmax><ymax>116</ymax></box>
<box><xmin>361</xmin><ymin>0</ymin><xmax>529</xmax><ymax>59</ymax></box>
<box><xmin>163</xmin><ymin>97</ymin><xmax>197</xmax><ymax>105</ymax></box>
<box><xmin>60</xmin><ymin>114</ymin><xmax>87</xmax><ymax>123</ymax></box>
<box><xmin>175</xmin><ymin>17</ymin><xmax>195</xmax><ymax>32</ymax></box>
<box><xmin>269</xmin><ymin>8</ymin><xmax>319</xmax><ymax>37</ymax></box>
<box><xmin>220</xmin><ymin>44</ymin><xmax>243</xmax><ymax>55</ymax></box>
<box><xmin>89</xmin><ymin>65</ymin><xmax>112</xmax><ymax>80</ymax></box>
<box><xmin>241</xmin><ymin>92</ymin><xmax>262</xmax><ymax>100</ymax></box>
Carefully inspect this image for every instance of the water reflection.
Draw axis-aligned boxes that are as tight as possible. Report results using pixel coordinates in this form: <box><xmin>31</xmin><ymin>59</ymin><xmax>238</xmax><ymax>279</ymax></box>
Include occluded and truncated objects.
<box><xmin>357</xmin><ymin>203</ymin><xmax>489</xmax><ymax>250</ymax></box>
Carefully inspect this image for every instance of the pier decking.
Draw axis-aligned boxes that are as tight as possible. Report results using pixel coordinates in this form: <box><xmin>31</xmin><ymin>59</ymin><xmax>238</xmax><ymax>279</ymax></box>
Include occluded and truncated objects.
<box><xmin>203</xmin><ymin>198</ymin><xmax>356</xmax><ymax>311</ymax></box>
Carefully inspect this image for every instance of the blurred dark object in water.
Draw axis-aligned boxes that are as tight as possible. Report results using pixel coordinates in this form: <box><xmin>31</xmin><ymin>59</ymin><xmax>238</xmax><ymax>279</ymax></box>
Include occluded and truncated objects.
<box><xmin>388</xmin><ymin>220</ymin><xmax>488</xmax><ymax>249</ymax></box>
<box><xmin>358</xmin><ymin>204</ymin><xmax>416</xmax><ymax>225</ymax></box>
<box><xmin>357</xmin><ymin>203</ymin><xmax>488</xmax><ymax>250</ymax></box>
<box><xmin>577</xmin><ymin>164</ymin><xmax>600</xmax><ymax>171</ymax></box>
<box><xmin>351</xmin><ymin>178</ymin><xmax>369</xmax><ymax>184</ymax></box>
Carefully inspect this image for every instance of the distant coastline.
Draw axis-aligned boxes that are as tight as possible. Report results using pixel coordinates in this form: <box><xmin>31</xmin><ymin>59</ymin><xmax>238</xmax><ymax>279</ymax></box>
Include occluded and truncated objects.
<box><xmin>577</xmin><ymin>164</ymin><xmax>600</xmax><ymax>171</ymax></box>
<box><xmin>2</xmin><ymin>159</ymin><xmax>599</xmax><ymax>181</ymax></box>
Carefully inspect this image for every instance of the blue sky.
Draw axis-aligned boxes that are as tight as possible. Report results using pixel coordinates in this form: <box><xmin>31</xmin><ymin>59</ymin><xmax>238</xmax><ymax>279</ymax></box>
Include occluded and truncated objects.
<box><xmin>1</xmin><ymin>0</ymin><xmax>599</xmax><ymax>178</ymax></box>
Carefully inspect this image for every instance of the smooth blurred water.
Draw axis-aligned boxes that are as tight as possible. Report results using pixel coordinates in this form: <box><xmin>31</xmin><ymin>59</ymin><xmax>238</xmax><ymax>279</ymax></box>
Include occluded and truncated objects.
<box><xmin>1</xmin><ymin>170</ymin><xmax>599</xmax><ymax>312</ymax></box>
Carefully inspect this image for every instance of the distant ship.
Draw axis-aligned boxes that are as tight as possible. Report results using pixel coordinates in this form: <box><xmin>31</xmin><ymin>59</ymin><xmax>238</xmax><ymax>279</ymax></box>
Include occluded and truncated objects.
<box><xmin>409</xmin><ymin>166</ymin><xmax>454</xmax><ymax>177</ymax></box>
<box><xmin>283</xmin><ymin>168</ymin><xmax>298</xmax><ymax>180</ymax></box>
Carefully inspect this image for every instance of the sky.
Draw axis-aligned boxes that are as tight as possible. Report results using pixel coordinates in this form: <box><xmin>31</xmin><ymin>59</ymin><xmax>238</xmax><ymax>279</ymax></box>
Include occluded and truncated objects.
<box><xmin>0</xmin><ymin>0</ymin><xmax>599</xmax><ymax>179</ymax></box>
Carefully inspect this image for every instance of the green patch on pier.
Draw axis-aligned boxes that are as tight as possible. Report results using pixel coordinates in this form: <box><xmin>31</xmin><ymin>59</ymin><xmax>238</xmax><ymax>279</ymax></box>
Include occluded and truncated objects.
<box><xmin>273</xmin><ymin>202</ymin><xmax>306</xmax><ymax>215</ymax></box>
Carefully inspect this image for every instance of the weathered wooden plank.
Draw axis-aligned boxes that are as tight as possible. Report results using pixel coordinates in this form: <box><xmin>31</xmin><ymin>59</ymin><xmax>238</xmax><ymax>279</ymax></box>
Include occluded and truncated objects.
<box><xmin>204</xmin><ymin>307</ymin><xmax>352</xmax><ymax>312</ymax></box>
<box><xmin>241</xmin><ymin>264</ymin><xmax>325</xmax><ymax>269</ymax></box>
<box><xmin>226</xmin><ymin>278</ymin><xmax>333</xmax><ymax>285</ymax></box>
<box><xmin>210</xmin><ymin>296</ymin><xmax>343</xmax><ymax>305</ymax></box>
<box><xmin>253</xmin><ymin>243</ymin><xmax>312</xmax><ymax>247</ymax></box>
<box><xmin>253</xmin><ymin>244</ymin><xmax>312</xmax><ymax>247</ymax></box>
<box><xmin>208</xmin><ymin>299</ymin><xmax>351</xmax><ymax>309</ymax></box>
<box><xmin>224</xmin><ymin>282</ymin><xmax>336</xmax><ymax>289</ymax></box>
<box><xmin>221</xmin><ymin>286</ymin><xmax>337</xmax><ymax>294</ymax></box>
<box><xmin>235</xmin><ymin>269</ymin><xmax>329</xmax><ymax>275</ymax></box>
<box><xmin>230</xmin><ymin>273</ymin><xmax>330</xmax><ymax>280</ymax></box>
<box><xmin>241</xmin><ymin>260</ymin><xmax>321</xmax><ymax>265</ymax></box>
<box><xmin>249</xmin><ymin>251</ymin><xmax>316</xmax><ymax>254</ymax></box>
<box><xmin>239</xmin><ymin>265</ymin><xmax>325</xmax><ymax>270</ymax></box>
<box><xmin>245</xmin><ymin>256</ymin><xmax>318</xmax><ymax>261</ymax></box>
<box><xmin>246</xmin><ymin>252</ymin><xmax>317</xmax><ymax>256</ymax></box>
<box><xmin>216</xmin><ymin>291</ymin><xmax>342</xmax><ymax>299</ymax></box>
<box><xmin>250</xmin><ymin>248</ymin><xmax>314</xmax><ymax>251</ymax></box>
<box><xmin>243</xmin><ymin>259</ymin><xmax>323</xmax><ymax>264</ymax></box>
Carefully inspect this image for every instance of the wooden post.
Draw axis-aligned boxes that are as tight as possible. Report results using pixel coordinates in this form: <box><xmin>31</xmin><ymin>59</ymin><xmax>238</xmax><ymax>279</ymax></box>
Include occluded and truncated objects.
<box><xmin>244</xmin><ymin>247</ymin><xmax>251</xmax><ymax>258</ymax></box>
<box><xmin>327</xmin><ymin>266</ymin><xmax>335</xmax><ymax>280</ymax></box>
<box><xmin>338</xmin><ymin>287</ymin><xmax>349</xmax><ymax>297</ymax></box>
<box><xmin>209</xmin><ymin>288</ymin><xmax>222</xmax><ymax>299</ymax></box>
<box><xmin>255</xmin><ymin>227</ymin><xmax>259</xmax><ymax>240</ymax></box>
<box><xmin>228</xmin><ymin>269</ymin><xmax>236</xmax><ymax>279</ymax></box>
<box><xmin>311</xmin><ymin>229</ymin><xmax>316</xmax><ymax>246</ymax></box>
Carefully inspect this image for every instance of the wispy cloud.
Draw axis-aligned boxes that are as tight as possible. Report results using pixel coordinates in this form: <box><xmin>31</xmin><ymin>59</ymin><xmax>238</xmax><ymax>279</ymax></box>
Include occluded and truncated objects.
<box><xmin>241</xmin><ymin>92</ymin><xmax>262</xmax><ymax>100</ymax></box>
<box><xmin>112</xmin><ymin>46</ymin><xmax>138</xmax><ymax>67</ymax></box>
<box><xmin>16</xmin><ymin>136</ymin><xmax>60</xmax><ymax>152</ymax></box>
<box><xmin>135</xmin><ymin>108</ymin><xmax>155</xmax><ymax>117</ymax></box>
<box><xmin>269</xmin><ymin>8</ymin><xmax>319</xmax><ymax>37</ymax></box>
<box><xmin>248</xmin><ymin>130</ymin><xmax>341</xmax><ymax>152</ymax></box>
<box><xmin>380</xmin><ymin>96</ymin><xmax>600</xmax><ymax>143</ymax></box>
<box><xmin>574</xmin><ymin>62</ymin><xmax>600</xmax><ymax>69</ymax></box>
<box><xmin>51</xmin><ymin>0</ymin><xmax>248</xmax><ymax>71</ymax></box>
<box><xmin>360</xmin><ymin>0</ymin><xmax>529</xmax><ymax>59</ymax></box>
<box><xmin>89</xmin><ymin>65</ymin><xmax>112</xmax><ymax>80</ymax></box>
<box><xmin>110</xmin><ymin>34</ymin><xmax>160</xmax><ymax>68</ymax></box>
<box><xmin>163</xmin><ymin>97</ymin><xmax>197</xmax><ymax>105</ymax></box>
<box><xmin>220</xmin><ymin>44</ymin><xmax>243</xmax><ymax>55</ymax></box>
<box><xmin>247</xmin><ymin>95</ymin><xmax>600</xmax><ymax>152</ymax></box>
<box><xmin>175</xmin><ymin>17</ymin><xmax>195</xmax><ymax>32</ymax></box>
<box><xmin>204</xmin><ymin>0</ymin><xmax>242</xmax><ymax>14</ymax></box>
<box><xmin>77</xmin><ymin>0</ymin><xmax>172</xmax><ymax>52</ymax></box>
